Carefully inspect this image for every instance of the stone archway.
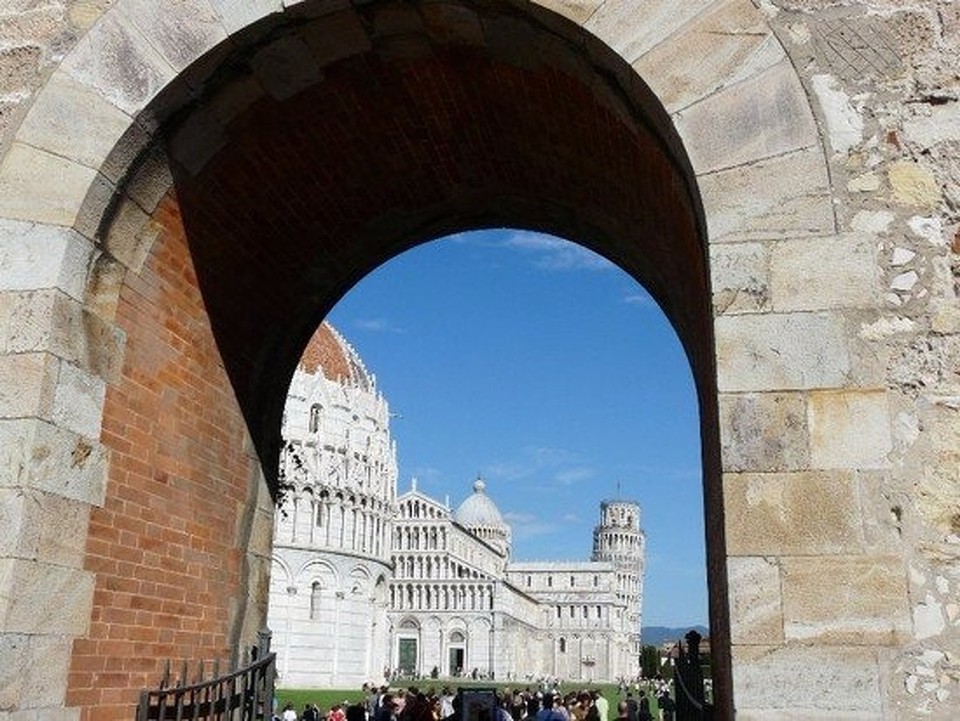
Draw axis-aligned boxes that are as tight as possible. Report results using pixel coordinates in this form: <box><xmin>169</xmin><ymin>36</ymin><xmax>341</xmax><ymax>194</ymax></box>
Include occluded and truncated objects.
<box><xmin>1</xmin><ymin>1</ymin><xmax>949</xmax><ymax>719</ymax></box>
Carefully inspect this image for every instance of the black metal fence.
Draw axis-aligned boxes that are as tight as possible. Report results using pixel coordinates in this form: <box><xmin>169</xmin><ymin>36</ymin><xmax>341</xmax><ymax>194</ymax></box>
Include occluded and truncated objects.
<box><xmin>674</xmin><ymin>630</ymin><xmax>713</xmax><ymax>721</ymax></box>
<box><xmin>136</xmin><ymin>631</ymin><xmax>275</xmax><ymax>721</ymax></box>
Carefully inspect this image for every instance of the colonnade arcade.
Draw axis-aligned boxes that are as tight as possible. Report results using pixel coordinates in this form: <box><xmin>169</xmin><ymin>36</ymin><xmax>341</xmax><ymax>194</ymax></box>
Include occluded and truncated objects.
<box><xmin>394</xmin><ymin>524</ymin><xmax>448</xmax><ymax>552</ymax></box>
<box><xmin>390</xmin><ymin>582</ymin><xmax>496</xmax><ymax>613</ymax></box>
<box><xmin>394</xmin><ymin>554</ymin><xmax>483</xmax><ymax>581</ymax></box>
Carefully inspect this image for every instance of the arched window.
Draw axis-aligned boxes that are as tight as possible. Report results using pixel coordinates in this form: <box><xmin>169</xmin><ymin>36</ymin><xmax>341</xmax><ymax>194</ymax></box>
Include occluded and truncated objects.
<box><xmin>559</xmin><ymin>638</ymin><xmax>567</xmax><ymax>654</ymax></box>
<box><xmin>310</xmin><ymin>582</ymin><xmax>322</xmax><ymax>620</ymax></box>
<box><xmin>309</xmin><ymin>404</ymin><xmax>322</xmax><ymax>433</ymax></box>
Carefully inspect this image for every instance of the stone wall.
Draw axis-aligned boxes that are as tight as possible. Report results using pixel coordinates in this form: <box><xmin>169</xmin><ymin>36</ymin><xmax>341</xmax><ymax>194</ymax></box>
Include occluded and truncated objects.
<box><xmin>715</xmin><ymin>4</ymin><xmax>959</xmax><ymax>717</ymax></box>
<box><xmin>0</xmin><ymin>1</ymin><xmax>956</xmax><ymax>719</ymax></box>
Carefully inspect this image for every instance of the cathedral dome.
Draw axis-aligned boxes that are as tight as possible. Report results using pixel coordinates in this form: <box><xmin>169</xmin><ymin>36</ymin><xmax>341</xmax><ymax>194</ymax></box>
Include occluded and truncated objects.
<box><xmin>299</xmin><ymin>322</ymin><xmax>373</xmax><ymax>390</ymax></box>
<box><xmin>455</xmin><ymin>479</ymin><xmax>512</xmax><ymax>556</ymax></box>
<box><xmin>455</xmin><ymin>478</ymin><xmax>507</xmax><ymax>528</ymax></box>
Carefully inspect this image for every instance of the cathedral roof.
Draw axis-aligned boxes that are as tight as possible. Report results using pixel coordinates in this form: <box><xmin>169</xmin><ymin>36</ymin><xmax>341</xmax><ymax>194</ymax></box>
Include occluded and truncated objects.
<box><xmin>298</xmin><ymin>322</ymin><xmax>372</xmax><ymax>390</ymax></box>
<box><xmin>454</xmin><ymin>478</ymin><xmax>508</xmax><ymax>530</ymax></box>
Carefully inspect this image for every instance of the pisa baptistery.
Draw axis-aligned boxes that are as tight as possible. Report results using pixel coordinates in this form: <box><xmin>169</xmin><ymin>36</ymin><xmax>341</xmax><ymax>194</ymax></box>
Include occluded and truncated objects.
<box><xmin>268</xmin><ymin>322</ymin><xmax>397</xmax><ymax>688</ymax></box>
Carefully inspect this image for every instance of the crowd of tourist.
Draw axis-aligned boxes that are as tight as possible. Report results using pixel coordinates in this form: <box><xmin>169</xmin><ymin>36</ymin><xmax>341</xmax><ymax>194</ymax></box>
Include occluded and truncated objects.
<box><xmin>274</xmin><ymin>680</ymin><xmax>676</xmax><ymax>721</ymax></box>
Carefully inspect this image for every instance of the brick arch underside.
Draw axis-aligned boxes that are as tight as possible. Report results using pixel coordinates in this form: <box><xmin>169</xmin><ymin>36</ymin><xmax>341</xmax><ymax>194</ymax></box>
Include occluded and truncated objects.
<box><xmin>169</xmin><ymin>42</ymin><xmax>710</xmax><ymax>494</ymax></box>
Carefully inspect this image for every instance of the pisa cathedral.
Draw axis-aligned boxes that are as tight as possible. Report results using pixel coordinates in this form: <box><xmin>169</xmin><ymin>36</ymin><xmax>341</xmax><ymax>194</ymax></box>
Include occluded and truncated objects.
<box><xmin>268</xmin><ymin>323</ymin><xmax>646</xmax><ymax>688</ymax></box>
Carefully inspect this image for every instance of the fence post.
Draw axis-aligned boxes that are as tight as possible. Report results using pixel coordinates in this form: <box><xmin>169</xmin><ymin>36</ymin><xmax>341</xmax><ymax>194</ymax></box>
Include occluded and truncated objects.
<box><xmin>257</xmin><ymin>626</ymin><xmax>273</xmax><ymax>658</ymax></box>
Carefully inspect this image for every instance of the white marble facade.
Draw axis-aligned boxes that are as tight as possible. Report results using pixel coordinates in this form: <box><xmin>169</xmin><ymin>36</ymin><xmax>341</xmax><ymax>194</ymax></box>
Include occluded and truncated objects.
<box><xmin>269</xmin><ymin>323</ymin><xmax>644</xmax><ymax>688</ymax></box>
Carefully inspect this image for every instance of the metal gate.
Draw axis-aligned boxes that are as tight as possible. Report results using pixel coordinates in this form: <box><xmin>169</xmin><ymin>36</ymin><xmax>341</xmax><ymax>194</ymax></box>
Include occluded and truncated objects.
<box><xmin>136</xmin><ymin>632</ymin><xmax>276</xmax><ymax>721</ymax></box>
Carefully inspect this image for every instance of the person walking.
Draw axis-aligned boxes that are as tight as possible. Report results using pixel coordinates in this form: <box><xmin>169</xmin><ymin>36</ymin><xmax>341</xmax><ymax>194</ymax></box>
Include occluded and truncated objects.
<box><xmin>656</xmin><ymin>692</ymin><xmax>674</xmax><ymax>721</ymax></box>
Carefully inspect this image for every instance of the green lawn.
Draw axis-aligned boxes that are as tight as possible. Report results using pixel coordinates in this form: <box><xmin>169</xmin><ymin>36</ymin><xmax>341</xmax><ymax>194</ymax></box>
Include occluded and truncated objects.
<box><xmin>273</xmin><ymin>683</ymin><xmax>660</xmax><ymax>718</ymax></box>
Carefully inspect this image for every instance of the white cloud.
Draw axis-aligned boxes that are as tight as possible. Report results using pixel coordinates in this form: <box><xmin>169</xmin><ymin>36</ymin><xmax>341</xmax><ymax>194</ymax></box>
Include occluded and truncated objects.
<box><xmin>554</xmin><ymin>466</ymin><xmax>596</xmax><ymax>486</ymax></box>
<box><xmin>502</xmin><ymin>511</ymin><xmax>563</xmax><ymax>540</ymax></box>
<box><xmin>444</xmin><ymin>229</ymin><xmax>615</xmax><ymax>272</ymax></box>
<box><xmin>623</xmin><ymin>289</ymin><xmax>657</xmax><ymax>309</ymax></box>
<box><xmin>503</xmin><ymin>511</ymin><xmax>537</xmax><ymax>524</ymax></box>
<box><xmin>487</xmin><ymin>446</ymin><xmax>584</xmax><ymax>482</ymax></box>
<box><xmin>501</xmin><ymin>231</ymin><xmax>614</xmax><ymax>272</ymax></box>
<box><xmin>353</xmin><ymin>318</ymin><xmax>405</xmax><ymax>333</ymax></box>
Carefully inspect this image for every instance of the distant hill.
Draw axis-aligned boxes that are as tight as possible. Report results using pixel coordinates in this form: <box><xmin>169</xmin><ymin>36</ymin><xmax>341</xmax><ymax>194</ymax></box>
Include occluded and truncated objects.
<box><xmin>641</xmin><ymin>625</ymin><xmax>709</xmax><ymax>646</ymax></box>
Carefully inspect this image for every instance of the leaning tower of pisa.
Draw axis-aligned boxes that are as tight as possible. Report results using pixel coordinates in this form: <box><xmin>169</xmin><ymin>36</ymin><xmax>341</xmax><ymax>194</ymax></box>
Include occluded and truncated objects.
<box><xmin>592</xmin><ymin>499</ymin><xmax>646</xmax><ymax>678</ymax></box>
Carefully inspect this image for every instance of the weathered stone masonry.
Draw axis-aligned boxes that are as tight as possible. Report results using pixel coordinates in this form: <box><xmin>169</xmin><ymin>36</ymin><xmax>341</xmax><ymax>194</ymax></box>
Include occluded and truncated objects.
<box><xmin>0</xmin><ymin>1</ymin><xmax>956</xmax><ymax>720</ymax></box>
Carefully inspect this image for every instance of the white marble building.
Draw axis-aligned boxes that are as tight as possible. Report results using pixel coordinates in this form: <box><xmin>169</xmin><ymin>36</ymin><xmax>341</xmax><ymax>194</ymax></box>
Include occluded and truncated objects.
<box><xmin>269</xmin><ymin>323</ymin><xmax>644</xmax><ymax>688</ymax></box>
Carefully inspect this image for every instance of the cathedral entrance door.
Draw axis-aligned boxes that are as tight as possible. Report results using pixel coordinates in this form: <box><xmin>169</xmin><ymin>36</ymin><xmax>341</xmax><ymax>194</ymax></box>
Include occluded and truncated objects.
<box><xmin>449</xmin><ymin>647</ymin><xmax>464</xmax><ymax>677</ymax></box>
<box><xmin>398</xmin><ymin>638</ymin><xmax>418</xmax><ymax>677</ymax></box>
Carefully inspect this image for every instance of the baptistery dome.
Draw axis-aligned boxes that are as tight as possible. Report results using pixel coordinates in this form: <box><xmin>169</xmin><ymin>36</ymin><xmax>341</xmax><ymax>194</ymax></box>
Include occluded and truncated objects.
<box><xmin>298</xmin><ymin>321</ymin><xmax>373</xmax><ymax>391</ymax></box>
<box><xmin>455</xmin><ymin>478</ymin><xmax>512</xmax><ymax>556</ymax></box>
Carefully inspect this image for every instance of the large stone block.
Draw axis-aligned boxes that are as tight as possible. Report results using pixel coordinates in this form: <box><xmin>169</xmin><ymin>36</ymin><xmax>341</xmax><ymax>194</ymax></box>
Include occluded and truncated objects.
<box><xmin>167</xmin><ymin>106</ymin><xmax>225</xmax><ymax>176</ymax></box>
<box><xmin>15</xmin><ymin>71</ymin><xmax>131</xmax><ymax>172</ymax></box>
<box><xmin>781</xmin><ymin>556</ymin><xmax>911</xmax><ymax>644</ymax></box>
<box><xmin>699</xmin><ymin>147</ymin><xmax>834</xmax><ymax>242</ymax></box>
<box><xmin>728</xmin><ymin>556</ymin><xmax>783</xmax><ymax>644</ymax></box>
<box><xmin>715</xmin><ymin>312</ymin><xmax>851</xmax><ymax>392</ymax></box>
<box><xmin>808</xmin><ymin>389</ymin><xmax>893</xmax><ymax>470</ymax></box>
<box><xmin>710</xmin><ymin>242</ymin><xmax>770</xmax><ymax>314</ymax></box>
<box><xmin>0</xmin><ymin>221</ymin><xmax>94</xmax><ymax>302</ymax></box>
<box><xmin>810</xmin><ymin>74</ymin><xmax>864</xmax><ymax>157</ymax></box>
<box><xmin>0</xmin><ymin>487</ymin><xmax>90</xmax><ymax>566</ymax></box>
<box><xmin>101</xmin><ymin>198</ymin><xmax>160</xmax><ymax>273</ymax></box>
<box><xmin>584</xmin><ymin>0</ymin><xmax>715</xmax><ymax>65</ymax></box>
<box><xmin>0</xmin><ymin>144</ymin><xmax>98</xmax><ymax>227</ymax></box>
<box><xmin>677</xmin><ymin>60</ymin><xmax>818</xmax><ymax>174</ymax></box>
<box><xmin>0</xmin><ymin>632</ymin><xmax>72</xmax><ymax>710</ymax></box>
<box><xmin>209</xmin><ymin>0</ymin><xmax>283</xmax><ymax>34</ymax></box>
<box><xmin>0</xmin><ymin>353</ymin><xmax>56</xmax><ymax>419</ymax></box>
<box><xmin>0</xmin><ymin>290</ymin><xmax>123</xmax><ymax>381</ymax></box>
<box><xmin>116</xmin><ymin>0</ymin><xmax>228</xmax><ymax>74</ymax></box>
<box><xmin>532</xmin><ymin>0</ymin><xmax>601</xmax><ymax>25</ymax></box>
<box><xmin>0</xmin><ymin>632</ymin><xmax>28</xmax><ymax>710</ymax></box>
<box><xmin>250</xmin><ymin>34</ymin><xmax>321</xmax><ymax>101</ymax></box>
<box><xmin>299</xmin><ymin>9</ymin><xmax>373</xmax><ymax>67</ymax></box>
<box><xmin>719</xmin><ymin>392</ymin><xmax>809</xmax><ymax>472</ymax></box>
<box><xmin>61</xmin><ymin>10</ymin><xmax>174</xmax><ymax>117</ymax></box>
<box><xmin>421</xmin><ymin>3</ymin><xmax>485</xmax><ymax>46</ymax></box>
<box><xmin>632</xmin><ymin>0</ymin><xmax>785</xmax><ymax>112</ymax></box>
<box><xmin>732</xmin><ymin>645</ymin><xmax>882</xmax><ymax>717</ymax></box>
<box><xmin>724</xmin><ymin>471</ymin><xmax>865</xmax><ymax>555</ymax></box>
<box><xmin>770</xmin><ymin>234</ymin><xmax>880</xmax><ymax>312</ymax></box>
<box><xmin>0</xmin><ymin>559</ymin><xmax>93</xmax><ymax>635</ymax></box>
<box><xmin>0</xmin><ymin>291</ymin><xmax>81</xmax><ymax>363</ymax></box>
<box><xmin>0</xmin><ymin>418</ymin><xmax>108</xmax><ymax>506</ymax></box>
<box><xmin>51</xmin><ymin>362</ymin><xmax>106</xmax><ymax>440</ymax></box>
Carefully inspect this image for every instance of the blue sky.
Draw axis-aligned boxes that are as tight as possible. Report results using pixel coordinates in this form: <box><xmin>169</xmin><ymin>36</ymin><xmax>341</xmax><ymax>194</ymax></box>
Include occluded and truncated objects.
<box><xmin>324</xmin><ymin>229</ymin><xmax>707</xmax><ymax>628</ymax></box>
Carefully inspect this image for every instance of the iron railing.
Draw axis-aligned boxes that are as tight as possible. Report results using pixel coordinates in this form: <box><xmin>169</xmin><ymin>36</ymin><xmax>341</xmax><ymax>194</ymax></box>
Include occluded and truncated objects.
<box><xmin>136</xmin><ymin>632</ymin><xmax>275</xmax><ymax>721</ymax></box>
<box><xmin>674</xmin><ymin>630</ymin><xmax>713</xmax><ymax>721</ymax></box>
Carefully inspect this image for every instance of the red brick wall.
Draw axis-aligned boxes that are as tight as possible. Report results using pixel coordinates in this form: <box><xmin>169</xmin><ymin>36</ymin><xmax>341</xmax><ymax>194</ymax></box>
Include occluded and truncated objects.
<box><xmin>66</xmin><ymin>195</ymin><xmax>262</xmax><ymax>720</ymax></box>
